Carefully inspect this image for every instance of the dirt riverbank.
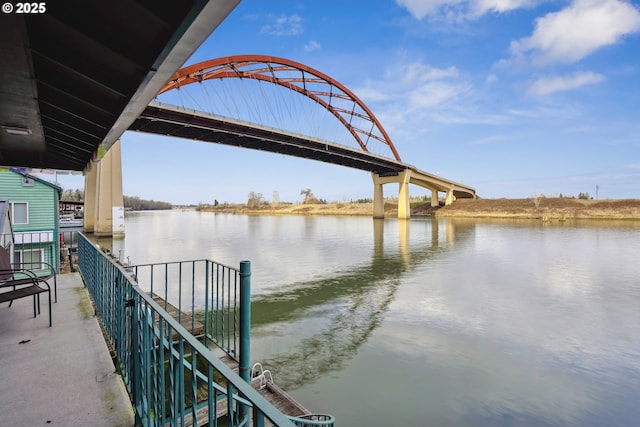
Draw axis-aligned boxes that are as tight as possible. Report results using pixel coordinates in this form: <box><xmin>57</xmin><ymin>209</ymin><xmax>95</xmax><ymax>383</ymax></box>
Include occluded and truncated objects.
<box><xmin>434</xmin><ymin>197</ymin><xmax>640</xmax><ymax>220</ymax></box>
<box><xmin>196</xmin><ymin>198</ymin><xmax>640</xmax><ymax>220</ymax></box>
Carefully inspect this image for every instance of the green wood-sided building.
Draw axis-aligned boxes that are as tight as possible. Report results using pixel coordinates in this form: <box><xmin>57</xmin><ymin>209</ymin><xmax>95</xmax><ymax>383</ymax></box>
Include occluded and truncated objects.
<box><xmin>0</xmin><ymin>168</ymin><xmax>62</xmax><ymax>273</ymax></box>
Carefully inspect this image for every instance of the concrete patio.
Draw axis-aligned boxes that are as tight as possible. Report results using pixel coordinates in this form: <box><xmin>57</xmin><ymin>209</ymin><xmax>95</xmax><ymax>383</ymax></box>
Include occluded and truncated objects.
<box><xmin>0</xmin><ymin>272</ymin><xmax>134</xmax><ymax>426</ymax></box>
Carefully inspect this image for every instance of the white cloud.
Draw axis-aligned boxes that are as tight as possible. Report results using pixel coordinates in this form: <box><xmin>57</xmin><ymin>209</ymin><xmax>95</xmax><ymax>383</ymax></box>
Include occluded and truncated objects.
<box><xmin>527</xmin><ymin>71</ymin><xmax>605</xmax><ymax>95</ymax></box>
<box><xmin>408</xmin><ymin>81</ymin><xmax>472</xmax><ymax>109</ymax></box>
<box><xmin>395</xmin><ymin>0</ymin><xmax>541</xmax><ymax>21</ymax></box>
<box><xmin>304</xmin><ymin>40</ymin><xmax>321</xmax><ymax>52</ymax></box>
<box><xmin>261</xmin><ymin>14</ymin><xmax>304</xmax><ymax>36</ymax></box>
<box><xmin>506</xmin><ymin>103</ymin><xmax>582</xmax><ymax>119</ymax></box>
<box><xmin>474</xmin><ymin>0</ymin><xmax>541</xmax><ymax>14</ymax></box>
<box><xmin>351</xmin><ymin>60</ymin><xmax>491</xmax><ymax>134</ymax></box>
<box><xmin>357</xmin><ymin>61</ymin><xmax>465</xmax><ymax>110</ymax></box>
<box><xmin>401</xmin><ymin>62</ymin><xmax>458</xmax><ymax>83</ymax></box>
<box><xmin>353</xmin><ymin>86</ymin><xmax>389</xmax><ymax>102</ymax></box>
<box><xmin>395</xmin><ymin>0</ymin><xmax>463</xmax><ymax>20</ymax></box>
<box><xmin>509</xmin><ymin>0</ymin><xmax>640</xmax><ymax>66</ymax></box>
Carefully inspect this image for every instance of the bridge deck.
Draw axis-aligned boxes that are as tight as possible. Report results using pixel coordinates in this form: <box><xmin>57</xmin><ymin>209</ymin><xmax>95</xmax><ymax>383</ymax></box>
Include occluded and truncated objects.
<box><xmin>132</xmin><ymin>103</ymin><xmax>406</xmax><ymax>175</ymax></box>
<box><xmin>131</xmin><ymin>103</ymin><xmax>476</xmax><ymax>199</ymax></box>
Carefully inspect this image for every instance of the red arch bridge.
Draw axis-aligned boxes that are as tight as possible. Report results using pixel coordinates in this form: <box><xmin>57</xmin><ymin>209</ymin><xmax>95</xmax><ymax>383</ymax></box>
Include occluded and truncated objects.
<box><xmin>128</xmin><ymin>55</ymin><xmax>476</xmax><ymax>218</ymax></box>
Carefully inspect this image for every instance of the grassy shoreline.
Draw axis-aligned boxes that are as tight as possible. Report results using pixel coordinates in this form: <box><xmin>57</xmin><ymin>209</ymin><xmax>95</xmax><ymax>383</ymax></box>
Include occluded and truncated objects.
<box><xmin>435</xmin><ymin>198</ymin><xmax>640</xmax><ymax>220</ymax></box>
<box><xmin>195</xmin><ymin>198</ymin><xmax>640</xmax><ymax>220</ymax></box>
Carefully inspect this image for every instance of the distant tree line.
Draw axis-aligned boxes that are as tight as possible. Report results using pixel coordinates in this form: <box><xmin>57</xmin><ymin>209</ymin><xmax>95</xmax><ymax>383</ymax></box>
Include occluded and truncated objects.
<box><xmin>124</xmin><ymin>195</ymin><xmax>172</xmax><ymax>210</ymax></box>
<box><xmin>243</xmin><ymin>190</ymin><xmax>437</xmax><ymax>206</ymax></box>
<box><xmin>61</xmin><ymin>188</ymin><xmax>84</xmax><ymax>201</ymax></box>
<box><xmin>545</xmin><ymin>193</ymin><xmax>594</xmax><ymax>200</ymax></box>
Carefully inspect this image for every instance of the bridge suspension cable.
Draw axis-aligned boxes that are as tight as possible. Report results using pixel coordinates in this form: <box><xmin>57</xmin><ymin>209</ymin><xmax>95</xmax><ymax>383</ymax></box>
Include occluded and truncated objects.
<box><xmin>158</xmin><ymin>55</ymin><xmax>402</xmax><ymax>161</ymax></box>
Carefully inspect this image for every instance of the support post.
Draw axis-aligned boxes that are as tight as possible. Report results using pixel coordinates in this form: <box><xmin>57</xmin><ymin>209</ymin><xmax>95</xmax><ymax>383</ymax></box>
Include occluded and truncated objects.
<box><xmin>398</xmin><ymin>169</ymin><xmax>411</xmax><ymax>220</ymax></box>
<box><xmin>83</xmin><ymin>167</ymin><xmax>97</xmax><ymax>232</ymax></box>
<box><xmin>111</xmin><ymin>140</ymin><xmax>125</xmax><ymax>237</ymax></box>
<box><xmin>94</xmin><ymin>160</ymin><xmax>108</xmax><ymax>235</ymax></box>
<box><xmin>372</xmin><ymin>176</ymin><xmax>385</xmax><ymax>219</ymax></box>
<box><xmin>94</xmin><ymin>140</ymin><xmax>125</xmax><ymax>237</ymax></box>
<box><xmin>431</xmin><ymin>189</ymin><xmax>439</xmax><ymax>207</ymax></box>
<box><xmin>239</xmin><ymin>260</ymin><xmax>251</xmax><ymax>384</ymax></box>
<box><xmin>445</xmin><ymin>189</ymin><xmax>455</xmax><ymax>206</ymax></box>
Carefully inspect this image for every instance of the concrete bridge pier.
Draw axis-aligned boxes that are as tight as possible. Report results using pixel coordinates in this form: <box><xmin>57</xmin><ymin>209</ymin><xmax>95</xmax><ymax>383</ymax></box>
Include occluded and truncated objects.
<box><xmin>372</xmin><ymin>169</ymin><xmax>412</xmax><ymax>220</ymax></box>
<box><xmin>83</xmin><ymin>166</ymin><xmax>97</xmax><ymax>233</ymax></box>
<box><xmin>397</xmin><ymin>169</ymin><xmax>411</xmax><ymax>220</ymax></box>
<box><xmin>431</xmin><ymin>189</ymin><xmax>439</xmax><ymax>207</ymax></box>
<box><xmin>83</xmin><ymin>140</ymin><xmax>125</xmax><ymax>237</ymax></box>
<box><xmin>373</xmin><ymin>177</ymin><xmax>385</xmax><ymax>219</ymax></box>
<box><xmin>446</xmin><ymin>189</ymin><xmax>455</xmax><ymax>205</ymax></box>
<box><xmin>373</xmin><ymin>170</ymin><xmax>465</xmax><ymax>218</ymax></box>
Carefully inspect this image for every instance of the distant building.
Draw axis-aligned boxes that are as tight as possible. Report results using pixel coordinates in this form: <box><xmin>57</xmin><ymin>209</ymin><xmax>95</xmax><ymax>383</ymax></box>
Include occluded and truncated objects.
<box><xmin>0</xmin><ymin>168</ymin><xmax>62</xmax><ymax>273</ymax></box>
<box><xmin>59</xmin><ymin>199</ymin><xmax>84</xmax><ymax>228</ymax></box>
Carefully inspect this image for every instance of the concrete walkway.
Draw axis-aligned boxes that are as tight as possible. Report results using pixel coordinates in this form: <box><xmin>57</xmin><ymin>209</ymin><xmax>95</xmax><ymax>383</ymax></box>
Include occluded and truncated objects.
<box><xmin>0</xmin><ymin>272</ymin><xmax>135</xmax><ymax>426</ymax></box>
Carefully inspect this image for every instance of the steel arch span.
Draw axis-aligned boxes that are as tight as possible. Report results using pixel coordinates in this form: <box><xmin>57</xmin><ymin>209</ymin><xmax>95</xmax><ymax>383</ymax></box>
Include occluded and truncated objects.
<box><xmin>159</xmin><ymin>54</ymin><xmax>401</xmax><ymax>161</ymax></box>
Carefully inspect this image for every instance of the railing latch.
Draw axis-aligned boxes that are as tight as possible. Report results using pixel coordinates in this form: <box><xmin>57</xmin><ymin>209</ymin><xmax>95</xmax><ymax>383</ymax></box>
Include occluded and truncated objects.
<box><xmin>125</xmin><ymin>298</ymin><xmax>135</xmax><ymax>308</ymax></box>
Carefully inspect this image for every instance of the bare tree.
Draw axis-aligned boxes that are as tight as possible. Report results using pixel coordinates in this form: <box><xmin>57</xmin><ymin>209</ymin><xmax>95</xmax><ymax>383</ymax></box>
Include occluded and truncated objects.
<box><xmin>247</xmin><ymin>192</ymin><xmax>264</xmax><ymax>208</ymax></box>
<box><xmin>300</xmin><ymin>188</ymin><xmax>320</xmax><ymax>204</ymax></box>
<box><xmin>532</xmin><ymin>194</ymin><xmax>543</xmax><ymax>209</ymax></box>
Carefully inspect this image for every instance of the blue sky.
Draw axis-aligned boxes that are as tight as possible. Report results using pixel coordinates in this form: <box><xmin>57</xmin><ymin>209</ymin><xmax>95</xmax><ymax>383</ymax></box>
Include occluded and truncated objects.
<box><xmin>52</xmin><ymin>0</ymin><xmax>640</xmax><ymax>204</ymax></box>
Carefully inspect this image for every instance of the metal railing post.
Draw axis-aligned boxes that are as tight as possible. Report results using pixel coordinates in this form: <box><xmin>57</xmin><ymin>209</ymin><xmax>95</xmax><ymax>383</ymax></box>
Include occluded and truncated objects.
<box><xmin>239</xmin><ymin>260</ymin><xmax>251</xmax><ymax>383</ymax></box>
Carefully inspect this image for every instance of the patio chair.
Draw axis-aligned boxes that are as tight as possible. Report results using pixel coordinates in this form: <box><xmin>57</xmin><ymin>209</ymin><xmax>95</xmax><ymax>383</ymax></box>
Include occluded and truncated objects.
<box><xmin>0</xmin><ymin>246</ymin><xmax>52</xmax><ymax>327</ymax></box>
<box><xmin>9</xmin><ymin>257</ymin><xmax>58</xmax><ymax>302</ymax></box>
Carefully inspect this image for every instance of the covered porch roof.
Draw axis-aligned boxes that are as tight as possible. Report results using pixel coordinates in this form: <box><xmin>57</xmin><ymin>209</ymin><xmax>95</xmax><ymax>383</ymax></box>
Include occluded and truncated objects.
<box><xmin>0</xmin><ymin>0</ymin><xmax>240</xmax><ymax>171</ymax></box>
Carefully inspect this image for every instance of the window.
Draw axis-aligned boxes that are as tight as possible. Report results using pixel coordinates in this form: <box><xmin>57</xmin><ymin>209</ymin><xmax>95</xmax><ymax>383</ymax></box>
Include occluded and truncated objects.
<box><xmin>11</xmin><ymin>202</ymin><xmax>29</xmax><ymax>225</ymax></box>
<box><xmin>15</xmin><ymin>248</ymin><xmax>45</xmax><ymax>270</ymax></box>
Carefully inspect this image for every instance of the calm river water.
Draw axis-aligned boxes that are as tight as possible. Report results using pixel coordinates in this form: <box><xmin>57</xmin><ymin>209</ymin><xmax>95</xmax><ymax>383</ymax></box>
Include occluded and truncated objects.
<box><xmin>106</xmin><ymin>210</ymin><xmax>640</xmax><ymax>426</ymax></box>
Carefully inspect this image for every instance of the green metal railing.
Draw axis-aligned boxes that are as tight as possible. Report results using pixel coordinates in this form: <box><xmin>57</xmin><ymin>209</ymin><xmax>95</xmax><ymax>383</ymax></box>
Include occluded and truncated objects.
<box><xmin>131</xmin><ymin>260</ymin><xmax>242</xmax><ymax>364</ymax></box>
<box><xmin>77</xmin><ymin>232</ymin><xmax>296</xmax><ymax>426</ymax></box>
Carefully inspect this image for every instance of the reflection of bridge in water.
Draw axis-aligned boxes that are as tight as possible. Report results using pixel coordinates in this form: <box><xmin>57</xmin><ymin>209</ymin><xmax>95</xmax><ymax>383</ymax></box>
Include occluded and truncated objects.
<box><xmin>251</xmin><ymin>218</ymin><xmax>476</xmax><ymax>390</ymax></box>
